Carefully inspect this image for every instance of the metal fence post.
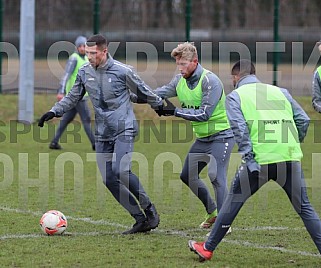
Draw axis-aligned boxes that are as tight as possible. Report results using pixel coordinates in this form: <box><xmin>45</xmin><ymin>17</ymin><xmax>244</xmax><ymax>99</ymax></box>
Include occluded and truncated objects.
<box><xmin>18</xmin><ymin>0</ymin><xmax>35</xmax><ymax>123</ymax></box>
<box><xmin>0</xmin><ymin>0</ymin><xmax>3</xmax><ymax>94</ymax></box>
<box><xmin>185</xmin><ymin>0</ymin><xmax>191</xmax><ymax>41</ymax></box>
<box><xmin>93</xmin><ymin>0</ymin><xmax>100</xmax><ymax>34</ymax></box>
<box><xmin>273</xmin><ymin>0</ymin><xmax>280</xmax><ymax>86</ymax></box>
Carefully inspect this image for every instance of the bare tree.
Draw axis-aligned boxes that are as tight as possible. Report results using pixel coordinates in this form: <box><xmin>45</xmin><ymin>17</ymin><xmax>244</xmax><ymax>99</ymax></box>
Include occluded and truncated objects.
<box><xmin>100</xmin><ymin>0</ymin><xmax>117</xmax><ymax>29</ymax></box>
<box><xmin>152</xmin><ymin>1</ymin><xmax>162</xmax><ymax>28</ymax></box>
<box><xmin>166</xmin><ymin>0</ymin><xmax>174</xmax><ymax>28</ymax></box>
<box><xmin>4</xmin><ymin>0</ymin><xmax>321</xmax><ymax>33</ymax></box>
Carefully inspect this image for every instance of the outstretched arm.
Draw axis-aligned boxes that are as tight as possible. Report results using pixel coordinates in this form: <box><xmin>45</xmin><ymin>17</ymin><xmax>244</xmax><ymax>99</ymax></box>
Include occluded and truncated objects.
<box><xmin>154</xmin><ymin>74</ymin><xmax>180</xmax><ymax>99</ymax></box>
<box><xmin>126</xmin><ymin>68</ymin><xmax>163</xmax><ymax>108</ymax></box>
<box><xmin>38</xmin><ymin>73</ymin><xmax>86</xmax><ymax>127</ymax></box>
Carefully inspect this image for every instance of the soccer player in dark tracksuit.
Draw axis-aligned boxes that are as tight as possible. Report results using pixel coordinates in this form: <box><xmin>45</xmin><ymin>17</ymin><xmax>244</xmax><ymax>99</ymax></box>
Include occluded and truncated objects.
<box><xmin>153</xmin><ymin>42</ymin><xmax>235</xmax><ymax>230</ymax></box>
<box><xmin>189</xmin><ymin>60</ymin><xmax>321</xmax><ymax>262</ymax></box>
<box><xmin>39</xmin><ymin>34</ymin><xmax>162</xmax><ymax>234</ymax></box>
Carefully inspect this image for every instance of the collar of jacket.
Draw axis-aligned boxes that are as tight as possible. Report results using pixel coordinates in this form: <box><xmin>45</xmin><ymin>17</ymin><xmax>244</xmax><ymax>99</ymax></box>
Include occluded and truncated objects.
<box><xmin>235</xmin><ymin>75</ymin><xmax>260</xmax><ymax>89</ymax></box>
<box><xmin>96</xmin><ymin>53</ymin><xmax>113</xmax><ymax>70</ymax></box>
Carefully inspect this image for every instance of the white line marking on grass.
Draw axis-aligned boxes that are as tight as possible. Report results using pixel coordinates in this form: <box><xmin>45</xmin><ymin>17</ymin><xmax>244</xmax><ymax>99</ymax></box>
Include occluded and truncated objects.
<box><xmin>0</xmin><ymin>231</ymin><xmax>122</xmax><ymax>240</ymax></box>
<box><xmin>223</xmin><ymin>239</ymin><xmax>321</xmax><ymax>257</ymax></box>
<box><xmin>183</xmin><ymin>226</ymin><xmax>306</xmax><ymax>233</ymax></box>
<box><xmin>67</xmin><ymin>217</ymin><xmax>128</xmax><ymax>229</ymax></box>
<box><xmin>0</xmin><ymin>206</ymin><xmax>304</xmax><ymax>232</ymax></box>
<box><xmin>1</xmin><ymin>205</ymin><xmax>320</xmax><ymax>257</ymax></box>
<box><xmin>0</xmin><ymin>234</ymin><xmax>43</xmax><ymax>240</ymax></box>
<box><xmin>1</xmin><ymin>230</ymin><xmax>319</xmax><ymax>258</ymax></box>
<box><xmin>0</xmin><ymin>206</ymin><xmax>41</xmax><ymax>216</ymax></box>
<box><xmin>0</xmin><ymin>206</ymin><xmax>127</xmax><ymax>229</ymax></box>
<box><xmin>231</xmin><ymin>226</ymin><xmax>305</xmax><ymax>231</ymax></box>
<box><xmin>149</xmin><ymin>229</ymin><xmax>321</xmax><ymax>257</ymax></box>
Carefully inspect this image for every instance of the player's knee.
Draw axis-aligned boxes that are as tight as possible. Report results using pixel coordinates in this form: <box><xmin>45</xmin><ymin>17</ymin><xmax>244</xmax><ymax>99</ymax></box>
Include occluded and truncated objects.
<box><xmin>81</xmin><ymin>116</ymin><xmax>91</xmax><ymax>123</ymax></box>
<box><xmin>180</xmin><ymin>171</ymin><xmax>189</xmax><ymax>185</ymax></box>
<box><xmin>208</xmin><ymin>170</ymin><xmax>217</xmax><ymax>182</ymax></box>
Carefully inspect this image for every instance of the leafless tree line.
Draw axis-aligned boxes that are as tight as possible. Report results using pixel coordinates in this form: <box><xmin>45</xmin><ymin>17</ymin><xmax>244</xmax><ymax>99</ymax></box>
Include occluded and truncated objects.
<box><xmin>3</xmin><ymin>0</ymin><xmax>321</xmax><ymax>31</ymax></box>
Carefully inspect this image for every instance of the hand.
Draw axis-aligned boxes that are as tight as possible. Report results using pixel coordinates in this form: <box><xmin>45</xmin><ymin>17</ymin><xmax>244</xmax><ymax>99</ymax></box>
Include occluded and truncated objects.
<box><xmin>155</xmin><ymin>104</ymin><xmax>164</xmax><ymax>116</ymax></box>
<box><xmin>136</xmin><ymin>97</ymin><xmax>148</xmax><ymax>104</ymax></box>
<box><xmin>163</xmin><ymin>99</ymin><xmax>176</xmax><ymax>115</ymax></box>
<box><xmin>155</xmin><ymin>99</ymin><xmax>176</xmax><ymax>116</ymax></box>
<box><xmin>38</xmin><ymin>112</ymin><xmax>55</xmax><ymax>127</ymax></box>
<box><xmin>129</xmin><ymin>92</ymin><xmax>148</xmax><ymax>104</ymax></box>
<box><xmin>57</xmin><ymin>93</ymin><xmax>64</xmax><ymax>101</ymax></box>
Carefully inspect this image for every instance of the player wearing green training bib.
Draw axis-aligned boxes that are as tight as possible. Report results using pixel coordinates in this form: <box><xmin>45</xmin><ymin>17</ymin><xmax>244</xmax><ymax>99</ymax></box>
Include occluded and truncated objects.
<box><xmin>49</xmin><ymin>36</ymin><xmax>95</xmax><ymax>151</ymax></box>
<box><xmin>154</xmin><ymin>42</ymin><xmax>235</xmax><ymax>229</ymax></box>
<box><xmin>189</xmin><ymin>59</ymin><xmax>321</xmax><ymax>262</ymax></box>
<box><xmin>312</xmin><ymin>39</ymin><xmax>321</xmax><ymax>114</ymax></box>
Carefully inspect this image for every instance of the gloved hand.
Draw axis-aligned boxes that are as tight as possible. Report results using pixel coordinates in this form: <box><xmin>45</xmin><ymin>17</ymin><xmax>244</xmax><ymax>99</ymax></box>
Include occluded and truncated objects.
<box><xmin>136</xmin><ymin>98</ymin><xmax>148</xmax><ymax>104</ymax></box>
<box><xmin>155</xmin><ymin>104</ymin><xmax>164</xmax><ymax>116</ymax></box>
<box><xmin>163</xmin><ymin>99</ymin><xmax>176</xmax><ymax>115</ymax></box>
<box><xmin>38</xmin><ymin>112</ymin><xmax>55</xmax><ymax>127</ymax></box>
<box><xmin>155</xmin><ymin>99</ymin><xmax>176</xmax><ymax>116</ymax></box>
<box><xmin>129</xmin><ymin>92</ymin><xmax>149</xmax><ymax>104</ymax></box>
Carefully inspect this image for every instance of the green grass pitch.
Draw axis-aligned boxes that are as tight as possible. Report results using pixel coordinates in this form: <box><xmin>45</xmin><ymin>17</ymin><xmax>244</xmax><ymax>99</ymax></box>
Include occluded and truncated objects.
<box><xmin>0</xmin><ymin>95</ymin><xmax>320</xmax><ymax>267</ymax></box>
